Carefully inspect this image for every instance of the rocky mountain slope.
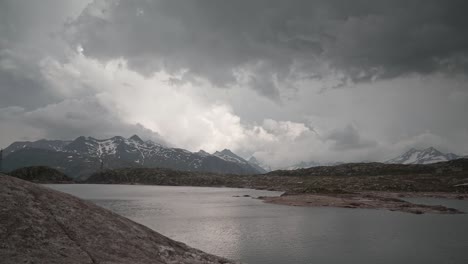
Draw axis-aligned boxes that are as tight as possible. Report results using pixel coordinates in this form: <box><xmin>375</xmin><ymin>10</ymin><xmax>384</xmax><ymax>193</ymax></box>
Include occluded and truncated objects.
<box><xmin>3</xmin><ymin>139</ymin><xmax>71</xmax><ymax>156</ymax></box>
<box><xmin>385</xmin><ymin>147</ymin><xmax>460</xmax><ymax>164</ymax></box>
<box><xmin>0</xmin><ymin>174</ymin><xmax>235</xmax><ymax>264</ymax></box>
<box><xmin>2</xmin><ymin>135</ymin><xmax>263</xmax><ymax>178</ymax></box>
<box><xmin>214</xmin><ymin>149</ymin><xmax>267</xmax><ymax>173</ymax></box>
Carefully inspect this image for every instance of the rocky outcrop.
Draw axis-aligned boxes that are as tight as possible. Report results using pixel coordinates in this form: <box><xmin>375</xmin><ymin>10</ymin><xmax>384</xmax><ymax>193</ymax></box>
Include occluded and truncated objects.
<box><xmin>0</xmin><ymin>174</ymin><xmax>235</xmax><ymax>264</ymax></box>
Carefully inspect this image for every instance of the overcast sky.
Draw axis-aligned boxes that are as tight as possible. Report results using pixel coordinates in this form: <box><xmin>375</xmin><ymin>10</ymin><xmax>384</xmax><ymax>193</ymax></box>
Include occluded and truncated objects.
<box><xmin>1</xmin><ymin>0</ymin><xmax>468</xmax><ymax>168</ymax></box>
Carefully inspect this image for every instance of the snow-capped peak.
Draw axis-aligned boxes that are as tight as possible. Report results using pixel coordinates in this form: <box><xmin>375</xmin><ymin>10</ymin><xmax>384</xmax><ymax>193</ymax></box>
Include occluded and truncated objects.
<box><xmin>213</xmin><ymin>149</ymin><xmax>248</xmax><ymax>164</ymax></box>
<box><xmin>218</xmin><ymin>149</ymin><xmax>237</xmax><ymax>157</ymax></box>
<box><xmin>4</xmin><ymin>135</ymin><xmax>266</xmax><ymax>176</ymax></box>
<box><xmin>197</xmin><ymin>150</ymin><xmax>210</xmax><ymax>157</ymax></box>
<box><xmin>385</xmin><ymin>147</ymin><xmax>460</xmax><ymax>165</ymax></box>
<box><xmin>129</xmin><ymin>134</ymin><xmax>144</xmax><ymax>144</ymax></box>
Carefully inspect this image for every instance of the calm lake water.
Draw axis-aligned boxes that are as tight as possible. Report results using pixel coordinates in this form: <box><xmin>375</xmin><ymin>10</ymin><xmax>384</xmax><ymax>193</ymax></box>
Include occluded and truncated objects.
<box><xmin>46</xmin><ymin>184</ymin><xmax>468</xmax><ymax>264</ymax></box>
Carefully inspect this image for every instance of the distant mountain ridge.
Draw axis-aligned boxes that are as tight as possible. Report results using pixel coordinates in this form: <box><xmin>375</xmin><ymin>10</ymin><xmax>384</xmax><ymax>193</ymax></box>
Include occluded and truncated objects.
<box><xmin>284</xmin><ymin>161</ymin><xmax>345</xmax><ymax>170</ymax></box>
<box><xmin>246</xmin><ymin>156</ymin><xmax>344</xmax><ymax>172</ymax></box>
<box><xmin>250</xmin><ymin>146</ymin><xmax>463</xmax><ymax>171</ymax></box>
<box><xmin>2</xmin><ymin>135</ymin><xmax>263</xmax><ymax>178</ymax></box>
<box><xmin>4</xmin><ymin>139</ymin><xmax>71</xmax><ymax>156</ymax></box>
<box><xmin>385</xmin><ymin>147</ymin><xmax>460</xmax><ymax>165</ymax></box>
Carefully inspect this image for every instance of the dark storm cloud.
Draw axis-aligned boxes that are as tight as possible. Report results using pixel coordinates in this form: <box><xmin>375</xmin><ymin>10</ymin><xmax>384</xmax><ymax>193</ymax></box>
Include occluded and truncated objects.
<box><xmin>326</xmin><ymin>124</ymin><xmax>377</xmax><ymax>151</ymax></box>
<box><xmin>65</xmin><ymin>0</ymin><xmax>468</xmax><ymax>97</ymax></box>
<box><xmin>0</xmin><ymin>50</ymin><xmax>59</xmax><ymax>109</ymax></box>
<box><xmin>0</xmin><ymin>68</ymin><xmax>51</xmax><ymax>109</ymax></box>
<box><xmin>0</xmin><ymin>0</ymin><xmax>83</xmax><ymax>109</ymax></box>
<box><xmin>0</xmin><ymin>98</ymin><xmax>169</xmax><ymax>147</ymax></box>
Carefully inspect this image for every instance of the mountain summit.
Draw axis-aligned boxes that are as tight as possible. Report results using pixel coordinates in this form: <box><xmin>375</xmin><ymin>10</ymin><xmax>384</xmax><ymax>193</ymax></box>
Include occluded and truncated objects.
<box><xmin>213</xmin><ymin>149</ymin><xmax>268</xmax><ymax>173</ymax></box>
<box><xmin>385</xmin><ymin>147</ymin><xmax>460</xmax><ymax>165</ymax></box>
<box><xmin>129</xmin><ymin>134</ymin><xmax>144</xmax><ymax>144</ymax></box>
<box><xmin>2</xmin><ymin>136</ymin><xmax>264</xmax><ymax>178</ymax></box>
<box><xmin>213</xmin><ymin>149</ymin><xmax>246</xmax><ymax>163</ymax></box>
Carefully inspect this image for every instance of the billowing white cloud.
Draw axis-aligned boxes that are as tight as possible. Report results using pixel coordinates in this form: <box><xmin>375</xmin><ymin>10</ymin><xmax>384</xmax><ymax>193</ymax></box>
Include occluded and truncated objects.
<box><xmin>2</xmin><ymin>45</ymin><xmax>468</xmax><ymax>168</ymax></box>
<box><xmin>0</xmin><ymin>49</ymin><xmax>381</xmax><ymax>168</ymax></box>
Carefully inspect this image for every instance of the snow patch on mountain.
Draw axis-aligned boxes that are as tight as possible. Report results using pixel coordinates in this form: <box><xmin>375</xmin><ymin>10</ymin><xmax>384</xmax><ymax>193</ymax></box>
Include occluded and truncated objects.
<box><xmin>197</xmin><ymin>150</ymin><xmax>210</xmax><ymax>157</ymax></box>
<box><xmin>3</xmin><ymin>136</ymin><xmax>264</xmax><ymax>176</ymax></box>
<box><xmin>385</xmin><ymin>147</ymin><xmax>460</xmax><ymax>165</ymax></box>
<box><xmin>213</xmin><ymin>149</ymin><xmax>249</xmax><ymax>164</ymax></box>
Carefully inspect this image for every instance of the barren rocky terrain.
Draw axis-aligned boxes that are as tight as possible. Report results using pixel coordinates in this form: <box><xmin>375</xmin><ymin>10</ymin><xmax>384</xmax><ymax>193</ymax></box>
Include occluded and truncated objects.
<box><xmin>0</xmin><ymin>174</ymin><xmax>236</xmax><ymax>264</ymax></box>
<box><xmin>6</xmin><ymin>159</ymin><xmax>468</xmax><ymax>215</ymax></box>
<box><xmin>84</xmin><ymin>159</ymin><xmax>468</xmax><ymax>214</ymax></box>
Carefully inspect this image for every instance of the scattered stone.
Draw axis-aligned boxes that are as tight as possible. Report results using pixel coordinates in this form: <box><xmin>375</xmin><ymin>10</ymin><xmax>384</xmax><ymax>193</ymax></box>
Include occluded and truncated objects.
<box><xmin>259</xmin><ymin>192</ymin><xmax>464</xmax><ymax>214</ymax></box>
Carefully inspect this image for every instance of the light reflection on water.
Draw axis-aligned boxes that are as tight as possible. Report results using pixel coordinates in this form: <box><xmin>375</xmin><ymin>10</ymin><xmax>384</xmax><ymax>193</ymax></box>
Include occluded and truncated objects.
<box><xmin>47</xmin><ymin>184</ymin><xmax>468</xmax><ymax>264</ymax></box>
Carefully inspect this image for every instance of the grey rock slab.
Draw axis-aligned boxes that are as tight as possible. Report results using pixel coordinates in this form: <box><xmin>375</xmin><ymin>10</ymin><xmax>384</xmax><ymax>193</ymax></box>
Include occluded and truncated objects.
<box><xmin>0</xmin><ymin>174</ymin><xmax>236</xmax><ymax>264</ymax></box>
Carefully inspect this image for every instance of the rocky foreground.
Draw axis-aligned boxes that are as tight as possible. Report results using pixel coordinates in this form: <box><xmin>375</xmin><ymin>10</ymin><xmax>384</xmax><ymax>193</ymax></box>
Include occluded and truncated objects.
<box><xmin>0</xmin><ymin>174</ymin><xmax>235</xmax><ymax>264</ymax></box>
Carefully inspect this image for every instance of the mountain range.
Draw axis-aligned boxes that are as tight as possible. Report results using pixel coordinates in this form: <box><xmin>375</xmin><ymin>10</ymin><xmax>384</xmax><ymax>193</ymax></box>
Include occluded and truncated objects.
<box><xmin>255</xmin><ymin>146</ymin><xmax>463</xmax><ymax>171</ymax></box>
<box><xmin>2</xmin><ymin>135</ymin><xmax>264</xmax><ymax>178</ymax></box>
<box><xmin>2</xmin><ymin>135</ymin><xmax>464</xmax><ymax>178</ymax></box>
<box><xmin>385</xmin><ymin>147</ymin><xmax>461</xmax><ymax>165</ymax></box>
<box><xmin>284</xmin><ymin>161</ymin><xmax>345</xmax><ymax>170</ymax></box>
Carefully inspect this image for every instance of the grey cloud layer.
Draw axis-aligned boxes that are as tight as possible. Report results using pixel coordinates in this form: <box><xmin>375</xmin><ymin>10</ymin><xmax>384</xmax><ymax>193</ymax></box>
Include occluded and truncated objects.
<box><xmin>0</xmin><ymin>98</ymin><xmax>168</xmax><ymax>147</ymax></box>
<box><xmin>0</xmin><ymin>0</ymin><xmax>89</xmax><ymax>109</ymax></box>
<box><xmin>66</xmin><ymin>0</ymin><xmax>468</xmax><ymax>97</ymax></box>
<box><xmin>1</xmin><ymin>0</ymin><xmax>468</xmax><ymax>167</ymax></box>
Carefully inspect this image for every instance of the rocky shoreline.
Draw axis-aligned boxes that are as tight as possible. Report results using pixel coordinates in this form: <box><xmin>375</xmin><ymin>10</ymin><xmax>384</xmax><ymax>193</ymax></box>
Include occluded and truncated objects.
<box><xmin>9</xmin><ymin>159</ymin><xmax>468</xmax><ymax>215</ymax></box>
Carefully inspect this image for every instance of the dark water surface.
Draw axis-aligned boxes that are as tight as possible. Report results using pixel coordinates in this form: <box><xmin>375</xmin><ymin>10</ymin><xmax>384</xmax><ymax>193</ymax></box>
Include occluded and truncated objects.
<box><xmin>47</xmin><ymin>184</ymin><xmax>468</xmax><ymax>264</ymax></box>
